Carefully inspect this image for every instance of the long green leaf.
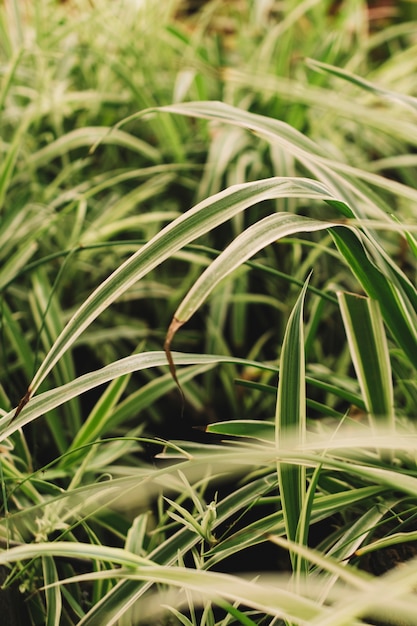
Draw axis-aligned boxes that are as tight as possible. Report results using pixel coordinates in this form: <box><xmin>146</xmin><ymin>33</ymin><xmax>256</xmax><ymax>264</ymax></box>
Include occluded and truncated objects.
<box><xmin>331</xmin><ymin>227</ymin><xmax>417</xmax><ymax>370</ymax></box>
<box><xmin>42</xmin><ymin>556</ymin><xmax>62</xmax><ymax>626</ymax></box>
<box><xmin>308</xmin><ymin>59</ymin><xmax>417</xmax><ymax>113</ymax></box>
<box><xmin>173</xmin><ymin>214</ymin><xmax>334</xmax><ymax>325</ymax></box>
<box><xmin>0</xmin><ymin>352</ymin><xmax>277</xmax><ymax>443</ymax></box>
<box><xmin>276</xmin><ymin>276</ymin><xmax>310</xmax><ymax>573</ymax></box>
<box><xmin>337</xmin><ymin>292</ymin><xmax>395</xmax><ymax>430</ymax></box>
<box><xmin>27</xmin><ymin>126</ymin><xmax>161</xmax><ymax>169</ymax></box>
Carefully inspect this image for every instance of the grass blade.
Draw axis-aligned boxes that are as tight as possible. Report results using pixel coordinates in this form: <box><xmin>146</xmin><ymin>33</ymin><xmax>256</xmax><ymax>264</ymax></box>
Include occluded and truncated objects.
<box><xmin>331</xmin><ymin>227</ymin><xmax>417</xmax><ymax>369</ymax></box>
<box><xmin>276</xmin><ymin>276</ymin><xmax>310</xmax><ymax>572</ymax></box>
<box><xmin>42</xmin><ymin>556</ymin><xmax>62</xmax><ymax>626</ymax></box>
<box><xmin>337</xmin><ymin>292</ymin><xmax>395</xmax><ymax>432</ymax></box>
<box><xmin>308</xmin><ymin>59</ymin><xmax>417</xmax><ymax>113</ymax></box>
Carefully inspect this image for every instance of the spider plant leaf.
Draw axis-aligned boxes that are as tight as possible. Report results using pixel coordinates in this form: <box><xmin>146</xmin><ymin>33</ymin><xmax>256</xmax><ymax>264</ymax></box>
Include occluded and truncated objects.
<box><xmin>276</xmin><ymin>275</ymin><xmax>310</xmax><ymax>573</ymax></box>
<box><xmin>0</xmin><ymin>352</ymin><xmax>277</xmax><ymax>442</ymax></box>
<box><xmin>337</xmin><ymin>292</ymin><xmax>395</xmax><ymax>433</ymax></box>
<box><xmin>42</xmin><ymin>556</ymin><xmax>62</xmax><ymax>626</ymax></box>
<box><xmin>170</xmin><ymin>213</ymin><xmax>333</xmax><ymax>327</ymax></box>
<box><xmin>331</xmin><ymin>227</ymin><xmax>417</xmax><ymax>370</ymax></box>
<box><xmin>206</xmin><ymin>419</ymin><xmax>275</xmax><ymax>442</ymax></box>
<box><xmin>307</xmin><ymin>59</ymin><xmax>417</xmax><ymax>113</ymax></box>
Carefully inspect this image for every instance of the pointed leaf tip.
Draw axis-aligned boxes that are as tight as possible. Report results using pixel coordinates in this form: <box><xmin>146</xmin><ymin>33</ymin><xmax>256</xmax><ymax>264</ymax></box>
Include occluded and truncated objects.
<box><xmin>164</xmin><ymin>317</ymin><xmax>185</xmax><ymax>410</ymax></box>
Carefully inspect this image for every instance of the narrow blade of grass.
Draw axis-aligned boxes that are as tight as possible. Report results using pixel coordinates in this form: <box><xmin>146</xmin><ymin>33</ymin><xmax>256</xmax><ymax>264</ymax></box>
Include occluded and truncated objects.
<box><xmin>276</xmin><ymin>276</ymin><xmax>310</xmax><ymax>572</ymax></box>
<box><xmin>308</xmin><ymin>59</ymin><xmax>417</xmax><ymax>113</ymax></box>
<box><xmin>42</xmin><ymin>556</ymin><xmax>62</xmax><ymax>626</ymax></box>
<box><xmin>330</xmin><ymin>227</ymin><xmax>417</xmax><ymax>370</ymax></box>
<box><xmin>337</xmin><ymin>292</ymin><xmax>395</xmax><ymax>433</ymax></box>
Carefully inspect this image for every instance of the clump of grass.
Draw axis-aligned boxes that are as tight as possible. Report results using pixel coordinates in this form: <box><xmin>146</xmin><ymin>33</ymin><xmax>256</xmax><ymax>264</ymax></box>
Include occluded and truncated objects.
<box><xmin>1</xmin><ymin>1</ymin><xmax>417</xmax><ymax>625</ymax></box>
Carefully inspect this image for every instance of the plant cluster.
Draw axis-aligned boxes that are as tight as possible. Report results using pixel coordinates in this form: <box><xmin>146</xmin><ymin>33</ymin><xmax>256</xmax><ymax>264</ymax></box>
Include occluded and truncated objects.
<box><xmin>1</xmin><ymin>0</ymin><xmax>417</xmax><ymax>624</ymax></box>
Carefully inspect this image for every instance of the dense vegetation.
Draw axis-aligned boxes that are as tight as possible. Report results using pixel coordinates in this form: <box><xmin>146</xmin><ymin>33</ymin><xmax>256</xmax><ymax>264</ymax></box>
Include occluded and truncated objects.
<box><xmin>1</xmin><ymin>0</ymin><xmax>417</xmax><ymax>624</ymax></box>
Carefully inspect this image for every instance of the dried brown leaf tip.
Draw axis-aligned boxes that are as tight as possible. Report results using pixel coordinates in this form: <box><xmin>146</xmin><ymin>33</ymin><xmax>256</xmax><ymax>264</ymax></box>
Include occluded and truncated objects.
<box><xmin>164</xmin><ymin>317</ymin><xmax>185</xmax><ymax>414</ymax></box>
<box><xmin>12</xmin><ymin>388</ymin><xmax>32</xmax><ymax>422</ymax></box>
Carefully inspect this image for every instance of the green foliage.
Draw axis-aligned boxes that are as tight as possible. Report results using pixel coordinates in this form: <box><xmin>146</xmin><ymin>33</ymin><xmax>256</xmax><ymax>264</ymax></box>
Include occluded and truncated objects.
<box><xmin>1</xmin><ymin>0</ymin><xmax>417</xmax><ymax>625</ymax></box>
